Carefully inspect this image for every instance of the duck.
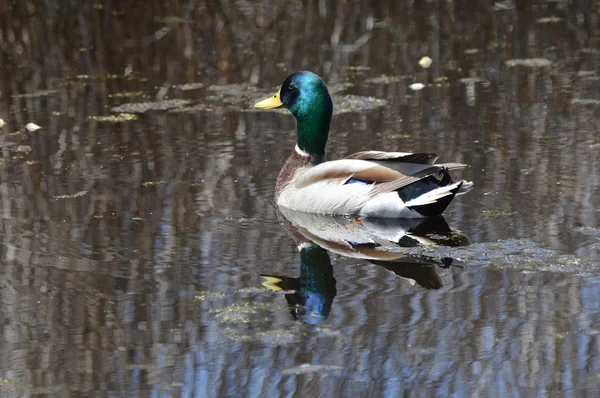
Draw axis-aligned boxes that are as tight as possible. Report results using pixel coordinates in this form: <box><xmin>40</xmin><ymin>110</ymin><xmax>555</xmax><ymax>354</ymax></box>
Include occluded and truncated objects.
<box><xmin>255</xmin><ymin>71</ymin><xmax>472</xmax><ymax>218</ymax></box>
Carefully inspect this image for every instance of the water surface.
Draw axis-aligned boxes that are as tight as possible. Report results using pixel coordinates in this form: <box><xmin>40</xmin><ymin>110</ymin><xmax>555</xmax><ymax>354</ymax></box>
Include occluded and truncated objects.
<box><xmin>0</xmin><ymin>1</ymin><xmax>600</xmax><ymax>396</ymax></box>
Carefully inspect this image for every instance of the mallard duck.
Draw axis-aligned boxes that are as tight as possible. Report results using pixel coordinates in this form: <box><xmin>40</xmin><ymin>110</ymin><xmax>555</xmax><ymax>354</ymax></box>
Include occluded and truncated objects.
<box><xmin>255</xmin><ymin>71</ymin><xmax>472</xmax><ymax>218</ymax></box>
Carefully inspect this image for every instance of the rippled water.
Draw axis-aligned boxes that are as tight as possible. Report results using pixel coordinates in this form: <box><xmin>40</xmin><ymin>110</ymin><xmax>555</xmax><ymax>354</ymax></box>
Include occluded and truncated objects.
<box><xmin>0</xmin><ymin>1</ymin><xmax>599</xmax><ymax>396</ymax></box>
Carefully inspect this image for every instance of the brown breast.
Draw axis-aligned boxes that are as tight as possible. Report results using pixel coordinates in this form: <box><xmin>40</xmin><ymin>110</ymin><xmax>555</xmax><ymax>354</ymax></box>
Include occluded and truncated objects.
<box><xmin>275</xmin><ymin>151</ymin><xmax>318</xmax><ymax>200</ymax></box>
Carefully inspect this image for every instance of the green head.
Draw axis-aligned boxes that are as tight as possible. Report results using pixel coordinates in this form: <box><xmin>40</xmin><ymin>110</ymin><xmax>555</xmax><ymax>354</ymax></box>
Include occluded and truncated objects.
<box><xmin>255</xmin><ymin>71</ymin><xmax>333</xmax><ymax>157</ymax></box>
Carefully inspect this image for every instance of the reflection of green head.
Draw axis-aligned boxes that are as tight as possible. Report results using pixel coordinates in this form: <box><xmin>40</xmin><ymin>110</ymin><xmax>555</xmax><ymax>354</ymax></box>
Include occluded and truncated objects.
<box><xmin>279</xmin><ymin>72</ymin><xmax>333</xmax><ymax>157</ymax></box>
<box><xmin>300</xmin><ymin>244</ymin><xmax>336</xmax><ymax>323</ymax></box>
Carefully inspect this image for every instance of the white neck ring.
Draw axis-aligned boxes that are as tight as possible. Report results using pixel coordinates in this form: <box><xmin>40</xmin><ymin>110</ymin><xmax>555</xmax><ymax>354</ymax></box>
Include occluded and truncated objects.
<box><xmin>295</xmin><ymin>145</ymin><xmax>310</xmax><ymax>157</ymax></box>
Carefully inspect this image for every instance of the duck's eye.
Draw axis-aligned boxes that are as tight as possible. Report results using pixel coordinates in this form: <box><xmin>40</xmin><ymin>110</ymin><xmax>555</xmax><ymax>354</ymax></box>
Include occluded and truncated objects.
<box><xmin>288</xmin><ymin>82</ymin><xmax>296</xmax><ymax>91</ymax></box>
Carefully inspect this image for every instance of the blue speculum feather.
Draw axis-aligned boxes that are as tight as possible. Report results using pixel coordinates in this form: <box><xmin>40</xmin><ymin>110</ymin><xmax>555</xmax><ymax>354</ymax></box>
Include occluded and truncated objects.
<box><xmin>345</xmin><ymin>177</ymin><xmax>373</xmax><ymax>185</ymax></box>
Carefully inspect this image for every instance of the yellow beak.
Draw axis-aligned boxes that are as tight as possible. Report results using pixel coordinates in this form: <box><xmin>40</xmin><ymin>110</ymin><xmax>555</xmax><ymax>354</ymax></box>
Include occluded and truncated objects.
<box><xmin>255</xmin><ymin>90</ymin><xmax>284</xmax><ymax>109</ymax></box>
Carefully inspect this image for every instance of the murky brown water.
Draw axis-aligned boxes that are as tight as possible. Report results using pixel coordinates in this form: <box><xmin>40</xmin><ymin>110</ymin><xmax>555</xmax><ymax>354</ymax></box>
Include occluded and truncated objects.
<box><xmin>0</xmin><ymin>1</ymin><xmax>599</xmax><ymax>396</ymax></box>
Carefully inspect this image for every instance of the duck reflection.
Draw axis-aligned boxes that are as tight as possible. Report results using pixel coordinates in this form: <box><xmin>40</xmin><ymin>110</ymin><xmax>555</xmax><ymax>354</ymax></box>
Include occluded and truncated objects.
<box><xmin>261</xmin><ymin>208</ymin><xmax>470</xmax><ymax>324</ymax></box>
<box><xmin>262</xmin><ymin>244</ymin><xmax>336</xmax><ymax>324</ymax></box>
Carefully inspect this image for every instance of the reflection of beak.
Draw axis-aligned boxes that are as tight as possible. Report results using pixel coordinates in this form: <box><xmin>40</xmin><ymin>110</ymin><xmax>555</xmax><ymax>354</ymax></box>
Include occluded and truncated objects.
<box><xmin>261</xmin><ymin>276</ymin><xmax>284</xmax><ymax>291</ymax></box>
<box><xmin>255</xmin><ymin>90</ymin><xmax>284</xmax><ymax>109</ymax></box>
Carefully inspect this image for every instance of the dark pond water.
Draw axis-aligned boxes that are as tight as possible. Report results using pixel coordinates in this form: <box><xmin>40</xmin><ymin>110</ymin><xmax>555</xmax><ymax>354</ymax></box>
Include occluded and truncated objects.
<box><xmin>1</xmin><ymin>1</ymin><xmax>600</xmax><ymax>396</ymax></box>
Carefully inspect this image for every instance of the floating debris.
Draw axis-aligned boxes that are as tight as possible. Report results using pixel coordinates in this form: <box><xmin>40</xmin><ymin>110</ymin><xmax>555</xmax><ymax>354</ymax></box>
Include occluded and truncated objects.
<box><xmin>459</xmin><ymin>77</ymin><xmax>487</xmax><ymax>84</ymax></box>
<box><xmin>108</xmin><ymin>91</ymin><xmax>146</xmax><ymax>98</ymax></box>
<box><xmin>493</xmin><ymin>1</ymin><xmax>515</xmax><ymax>11</ymax></box>
<box><xmin>505</xmin><ymin>58</ymin><xmax>552</xmax><ymax>68</ymax></box>
<box><xmin>88</xmin><ymin>114</ymin><xmax>139</xmax><ymax>122</ymax></box>
<box><xmin>344</xmin><ymin>65</ymin><xmax>371</xmax><ymax>72</ymax></box>
<box><xmin>13</xmin><ymin>89</ymin><xmax>57</xmax><ymax>98</ymax></box>
<box><xmin>0</xmin><ymin>118</ymin><xmax>4</xmax><ymax>128</ymax></box>
<box><xmin>573</xmin><ymin>226</ymin><xmax>600</xmax><ymax>236</ymax></box>
<box><xmin>159</xmin><ymin>16</ymin><xmax>190</xmax><ymax>24</ymax></box>
<box><xmin>16</xmin><ymin>145</ymin><xmax>32</xmax><ymax>153</ymax></box>
<box><xmin>212</xmin><ymin>302</ymin><xmax>272</xmax><ymax>324</ymax></box>
<box><xmin>195</xmin><ymin>291</ymin><xmax>229</xmax><ymax>301</ymax></box>
<box><xmin>576</xmin><ymin>71</ymin><xmax>600</xmax><ymax>80</ymax></box>
<box><xmin>0</xmin><ymin>142</ymin><xmax>16</xmax><ymax>148</ymax></box>
<box><xmin>409</xmin><ymin>238</ymin><xmax>600</xmax><ymax>275</ymax></box>
<box><xmin>464</xmin><ymin>48</ymin><xmax>480</xmax><ymax>54</ymax></box>
<box><xmin>433</xmin><ymin>76</ymin><xmax>450</xmax><ymax>87</ymax></box>
<box><xmin>53</xmin><ymin>191</ymin><xmax>88</xmax><ymax>200</ymax></box>
<box><xmin>25</xmin><ymin>123</ymin><xmax>41</xmax><ymax>132</ymax></box>
<box><xmin>365</xmin><ymin>75</ymin><xmax>406</xmax><ymax>84</ymax></box>
<box><xmin>326</xmin><ymin>82</ymin><xmax>354</xmax><ymax>95</ymax></box>
<box><xmin>223</xmin><ymin>328</ymin><xmax>254</xmax><ymax>342</ymax></box>
<box><xmin>173</xmin><ymin>82</ymin><xmax>205</xmax><ymax>91</ymax></box>
<box><xmin>237</xmin><ymin>287</ymin><xmax>271</xmax><ymax>294</ymax></box>
<box><xmin>482</xmin><ymin>210</ymin><xmax>515</xmax><ymax>217</ymax></box>
<box><xmin>535</xmin><ymin>16</ymin><xmax>562</xmax><ymax>24</ymax></box>
<box><xmin>409</xmin><ymin>83</ymin><xmax>425</xmax><ymax>91</ymax></box>
<box><xmin>0</xmin><ymin>377</ymin><xmax>21</xmax><ymax>388</ymax></box>
<box><xmin>376</xmin><ymin>133</ymin><xmax>410</xmax><ymax>139</ymax></box>
<box><xmin>142</xmin><ymin>180</ymin><xmax>168</xmax><ymax>187</ymax></box>
<box><xmin>256</xmin><ymin>329</ymin><xmax>302</xmax><ymax>346</ymax></box>
<box><xmin>571</xmin><ymin>98</ymin><xmax>600</xmax><ymax>105</ymax></box>
<box><xmin>282</xmin><ymin>364</ymin><xmax>344</xmax><ymax>375</ymax></box>
<box><xmin>112</xmin><ymin>99</ymin><xmax>191</xmax><ymax>113</ymax></box>
<box><xmin>333</xmin><ymin>95</ymin><xmax>387</xmax><ymax>114</ymax></box>
<box><xmin>314</xmin><ymin>327</ymin><xmax>344</xmax><ymax>337</ymax></box>
<box><xmin>222</xmin><ymin>324</ymin><xmax>302</xmax><ymax>344</ymax></box>
<box><xmin>170</xmin><ymin>103</ymin><xmax>216</xmax><ymax>113</ymax></box>
<box><xmin>221</xmin><ymin>216</ymin><xmax>259</xmax><ymax>224</ymax></box>
<box><xmin>418</xmin><ymin>56</ymin><xmax>433</xmax><ymax>69</ymax></box>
